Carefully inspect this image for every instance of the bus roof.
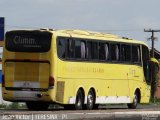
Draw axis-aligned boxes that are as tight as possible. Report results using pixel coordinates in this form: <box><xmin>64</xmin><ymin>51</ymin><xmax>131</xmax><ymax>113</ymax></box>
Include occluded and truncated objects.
<box><xmin>7</xmin><ymin>29</ymin><xmax>148</xmax><ymax>46</ymax></box>
<box><xmin>50</xmin><ymin>29</ymin><xmax>147</xmax><ymax>46</ymax></box>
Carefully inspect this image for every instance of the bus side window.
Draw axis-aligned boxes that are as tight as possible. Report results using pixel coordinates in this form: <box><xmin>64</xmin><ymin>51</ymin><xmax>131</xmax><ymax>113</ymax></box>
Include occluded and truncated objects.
<box><xmin>67</xmin><ymin>39</ymin><xmax>75</xmax><ymax>58</ymax></box>
<box><xmin>57</xmin><ymin>38</ymin><xmax>66</xmax><ymax>59</ymax></box>
<box><xmin>121</xmin><ymin>44</ymin><xmax>131</xmax><ymax>62</ymax></box>
<box><xmin>132</xmin><ymin>45</ymin><xmax>141</xmax><ymax>63</ymax></box>
<box><xmin>111</xmin><ymin>44</ymin><xmax>120</xmax><ymax>61</ymax></box>
<box><xmin>86</xmin><ymin>41</ymin><xmax>92</xmax><ymax>59</ymax></box>
<box><xmin>74</xmin><ymin>40</ymin><xmax>81</xmax><ymax>59</ymax></box>
<box><xmin>99</xmin><ymin>42</ymin><xmax>105</xmax><ymax>60</ymax></box>
<box><xmin>104</xmin><ymin>44</ymin><xmax>109</xmax><ymax>60</ymax></box>
<box><xmin>86</xmin><ymin>41</ymin><xmax>98</xmax><ymax>60</ymax></box>
<box><xmin>92</xmin><ymin>42</ymin><xmax>98</xmax><ymax>60</ymax></box>
<box><xmin>115</xmin><ymin>45</ymin><xmax>119</xmax><ymax>61</ymax></box>
<box><xmin>121</xmin><ymin>45</ymin><xmax>125</xmax><ymax>61</ymax></box>
<box><xmin>99</xmin><ymin>43</ymin><xmax>109</xmax><ymax>61</ymax></box>
<box><xmin>81</xmin><ymin>41</ymin><xmax>86</xmax><ymax>59</ymax></box>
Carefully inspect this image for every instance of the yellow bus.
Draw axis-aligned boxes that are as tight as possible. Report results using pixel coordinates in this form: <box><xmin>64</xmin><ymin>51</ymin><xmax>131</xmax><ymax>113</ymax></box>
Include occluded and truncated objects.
<box><xmin>2</xmin><ymin>29</ymin><xmax>155</xmax><ymax>110</ymax></box>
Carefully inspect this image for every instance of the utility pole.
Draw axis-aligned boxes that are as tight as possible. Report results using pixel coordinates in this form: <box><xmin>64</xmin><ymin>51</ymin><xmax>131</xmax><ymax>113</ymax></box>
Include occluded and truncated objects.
<box><xmin>144</xmin><ymin>29</ymin><xmax>160</xmax><ymax>57</ymax></box>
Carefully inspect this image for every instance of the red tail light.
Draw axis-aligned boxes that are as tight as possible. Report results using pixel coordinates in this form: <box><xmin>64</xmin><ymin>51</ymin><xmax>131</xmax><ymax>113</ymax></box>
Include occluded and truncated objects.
<box><xmin>49</xmin><ymin>76</ymin><xmax>54</xmax><ymax>86</ymax></box>
<box><xmin>2</xmin><ymin>75</ymin><xmax>5</xmax><ymax>87</ymax></box>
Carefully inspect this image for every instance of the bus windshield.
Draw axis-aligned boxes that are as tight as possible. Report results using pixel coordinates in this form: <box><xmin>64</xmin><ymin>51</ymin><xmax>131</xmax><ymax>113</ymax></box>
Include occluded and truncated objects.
<box><xmin>5</xmin><ymin>30</ymin><xmax>52</xmax><ymax>52</ymax></box>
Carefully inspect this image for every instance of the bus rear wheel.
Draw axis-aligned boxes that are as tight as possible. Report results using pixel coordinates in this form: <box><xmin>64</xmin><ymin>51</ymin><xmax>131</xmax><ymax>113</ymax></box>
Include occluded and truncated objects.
<box><xmin>75</xmin><ymin>89</ymin><xmax>84</xmax><ymax>110</ymax></box>
<box><xmin>86</xmin><ymin>89</ymin><xmax>95</xmax><ymax>110</ymax></box>
<box><xmin>127</xmin><ymin>92</ymin><xmax>138</xmax><ymax>109</ymax></box>
<box><xmin>26</xmin><ymin>102</ymin><xmax>49</xmax><ymax>110</ymax></box>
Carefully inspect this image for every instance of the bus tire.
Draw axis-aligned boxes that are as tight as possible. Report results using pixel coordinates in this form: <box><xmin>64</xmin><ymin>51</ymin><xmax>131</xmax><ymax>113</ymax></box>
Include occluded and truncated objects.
<box><xmin>127</xmin><ymin>92</ymin><xmax>138</xmax><ymax>109</ymax></box>
<box><xmin>75</xmin><ymin>89</ymin><xmax>84</xmax><ymax>110</ymax></box>
<box><xmin>26</xmin><ymin>102</ymin><xmax>49</xmax><ymax>110</ymax></box>
<box><xmin>86</xmin><ymin>89</ymin><xmax>95</xmax><ymax>110</ymax></box>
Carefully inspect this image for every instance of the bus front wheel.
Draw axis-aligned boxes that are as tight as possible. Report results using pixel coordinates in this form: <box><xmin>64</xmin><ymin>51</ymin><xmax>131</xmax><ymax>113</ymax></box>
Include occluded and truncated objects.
<box><xmin>127</xmin><ymin>92</ymin><xmax>138</xmax><ymax>109</ymax></box>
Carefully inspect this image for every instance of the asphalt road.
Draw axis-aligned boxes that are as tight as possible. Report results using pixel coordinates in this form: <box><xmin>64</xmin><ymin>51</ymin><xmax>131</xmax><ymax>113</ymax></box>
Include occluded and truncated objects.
<box><xmin>0</xmin><ymin>104</ymin><xmax>160</xmax><ymax>120</ymax></box>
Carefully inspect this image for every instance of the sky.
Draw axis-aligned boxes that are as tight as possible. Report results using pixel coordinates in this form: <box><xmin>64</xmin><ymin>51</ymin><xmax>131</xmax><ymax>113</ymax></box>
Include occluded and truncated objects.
<box><xmin>0</xmin><ymin>0</ymin><xmax>160</xmax><ymax>50</ymax></box>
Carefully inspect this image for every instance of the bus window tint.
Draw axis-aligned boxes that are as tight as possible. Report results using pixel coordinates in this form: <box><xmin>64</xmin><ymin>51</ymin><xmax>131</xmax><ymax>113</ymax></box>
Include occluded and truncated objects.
<box><xmin>87</xmin><ymin>41</ymin><xmax>98</xmax><ymax>60</ymax></box>
<box><xmin>104</xmin><ymin>44</ymin><xmax>109</xmax><ymax>60</ymax></box>
<box><xmin>58</xmin><ymin>38</ymin><xmax>66</xmax><ymax>58</ymax></box>
<box><xmin>99</xmin><ymin>43</ymin><xmax>105</xmax><ymax>60</ymax></box>
<box><xmin>111</xmin><ymin>44</ymin><xmax>120</xmax><ymax>61</ymax></box>
<box><xmin>142</xmin><ymin>45</ymin><xmax>150</xmax><ymax>83</ymax></box>
<box><xmin>121</xmin><ymin>44</ymin><xmax>131</xmax><ymax>62</ymax></box>
<box><xmin>142</xmin><ymin>46</ymin><xmax>149</xmax><ymax>61</ymax></box>
<box><xmin>81</xmin><ymin>41</ymin><xmax>86</xmax><ymax>59</ymax></box>
<box><xmin>99</xmin><ymin>43</ymin><xmax>109</xmax><ymax>61</ymax></box>
<box><xmin>6</xmin><ymin>31</ymin><xmax>52</xmax><ymax>52</ymax></box>
<box><xmin>132</xmin><ymin>46</ymin><xmax>141</xmax><ymax>63</ymax></box>
<box><xmin>75</xmin><ymin>40</ymin><xmax>81</xmax><ymax>59</ymax></box>
<box><xmin>67</xmin><ymin>39</ymin><xmax>75</xmax><ymax>58</ymax></box>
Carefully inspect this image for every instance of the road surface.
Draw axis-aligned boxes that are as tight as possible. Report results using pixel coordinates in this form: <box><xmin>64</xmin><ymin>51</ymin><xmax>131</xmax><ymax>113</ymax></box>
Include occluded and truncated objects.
<box><xmin>0</xmin><ymin>104</ymin><xmax>159</xmax><ymax>120</ymax></box>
